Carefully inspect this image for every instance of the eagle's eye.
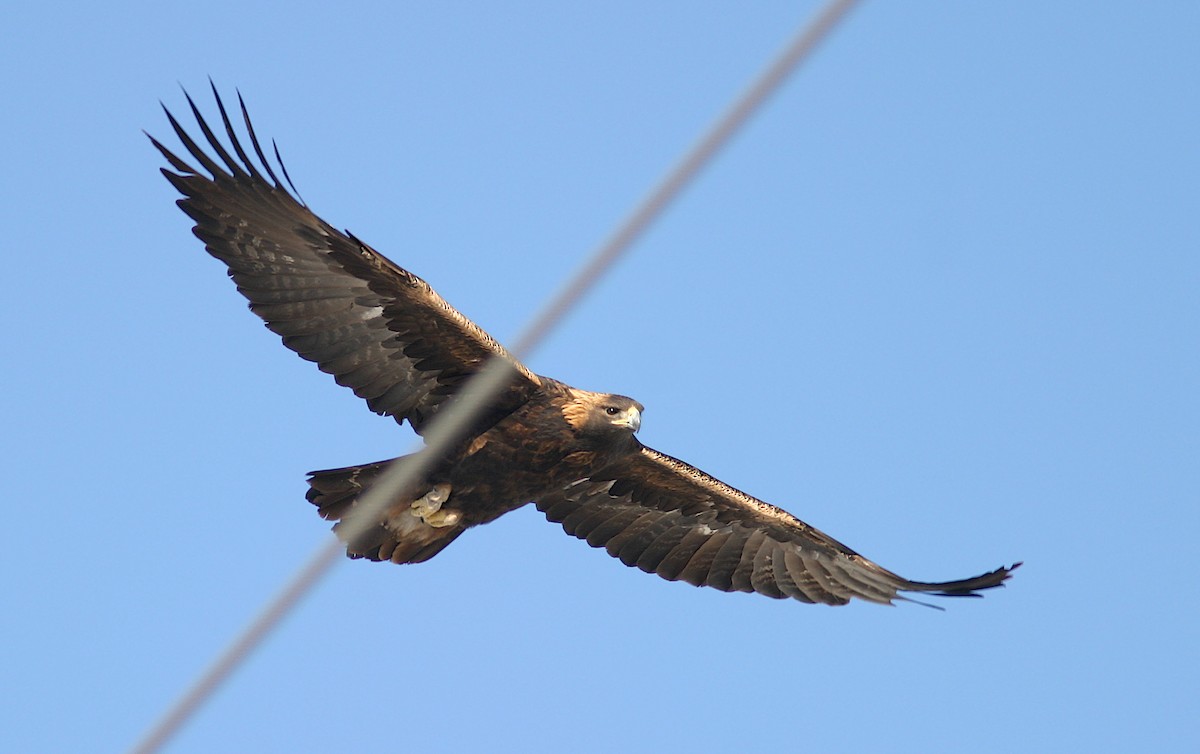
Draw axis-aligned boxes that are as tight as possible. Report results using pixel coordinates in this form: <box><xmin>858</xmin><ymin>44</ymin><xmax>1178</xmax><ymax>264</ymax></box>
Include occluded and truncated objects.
<box><xmin>605</xmin><ymin>406</ymin><xmax>621</xmax><ymax>416</ymax></box>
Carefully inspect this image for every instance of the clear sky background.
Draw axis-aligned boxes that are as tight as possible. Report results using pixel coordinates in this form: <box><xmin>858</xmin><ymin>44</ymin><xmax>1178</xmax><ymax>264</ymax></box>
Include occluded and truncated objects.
<box><xmin>3</xmin><ymin>2</ymin><xmax>1197</xmax><ymax>752</ymax></box>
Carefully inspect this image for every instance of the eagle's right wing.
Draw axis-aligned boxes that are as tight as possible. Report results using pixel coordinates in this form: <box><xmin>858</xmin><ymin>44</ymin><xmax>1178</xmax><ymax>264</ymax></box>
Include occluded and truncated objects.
<box><xmin>537</xmin><ymin>445</ymin><xmax>1018</xmax><ymax>606</ymax></box>
<box><xmin>150</xmin><ymin>86</ymin><xmax>541</xmax><ymax>434</ymax></box>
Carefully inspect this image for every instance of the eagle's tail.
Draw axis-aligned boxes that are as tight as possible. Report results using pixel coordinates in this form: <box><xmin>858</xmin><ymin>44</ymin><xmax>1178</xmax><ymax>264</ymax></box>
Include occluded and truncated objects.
<box><xmin>306</xmin><ymin>459</ymin><xmax>466</xmax><ymax>564</ymax></box>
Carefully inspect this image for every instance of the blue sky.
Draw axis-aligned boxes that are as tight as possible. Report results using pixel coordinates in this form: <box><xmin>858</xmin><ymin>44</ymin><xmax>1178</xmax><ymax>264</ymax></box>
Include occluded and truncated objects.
<box><xmin>3</xmin><ymin>2</ymin><xmax>1198</xmax><ymax>752</ymax></box>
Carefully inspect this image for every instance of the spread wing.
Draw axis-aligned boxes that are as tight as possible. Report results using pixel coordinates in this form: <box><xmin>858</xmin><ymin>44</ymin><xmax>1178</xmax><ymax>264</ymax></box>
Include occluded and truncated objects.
<box><xmin>150</xmin><ymin>86</ymin><xmax>540</xmax><ymax>433</ymax></box>
<box><xmin>537</xmin><ymin>445</ymin><xmax>1018</xmax><ymax>606</ymax></box>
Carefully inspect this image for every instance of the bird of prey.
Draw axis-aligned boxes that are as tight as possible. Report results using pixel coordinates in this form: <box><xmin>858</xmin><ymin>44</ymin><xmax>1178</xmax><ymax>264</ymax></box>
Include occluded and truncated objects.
<box><xmin>151</xmin><ymin>86</ymin><xmax>1018</xmax><ymax>607</ymax></box>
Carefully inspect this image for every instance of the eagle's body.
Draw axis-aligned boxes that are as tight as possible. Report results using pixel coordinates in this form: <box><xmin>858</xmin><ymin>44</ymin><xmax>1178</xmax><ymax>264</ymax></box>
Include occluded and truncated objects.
<box><xmin>152</xmin><ymin>87</ymin><xmax>1017</xmax><ymax>607</ymax></box>
<box><xmin>310</xmin><ymin>381</ymin><xmax>643</xmax><ymax>564</ymax></box>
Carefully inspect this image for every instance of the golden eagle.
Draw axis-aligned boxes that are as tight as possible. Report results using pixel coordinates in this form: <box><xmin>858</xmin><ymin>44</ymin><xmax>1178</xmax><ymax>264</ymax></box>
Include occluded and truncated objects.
<box><xmin>151</xmin><ymin>87</ymin><xmax>1017</xmax><ymax>607</ymax></box>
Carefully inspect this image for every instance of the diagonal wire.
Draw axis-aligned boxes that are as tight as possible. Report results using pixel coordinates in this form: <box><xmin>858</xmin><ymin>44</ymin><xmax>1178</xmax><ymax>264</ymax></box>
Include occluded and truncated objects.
<box><xmin>128</xmin><ymin>2</ymin><xmax>861</xmax><ymax>752</ymax></box>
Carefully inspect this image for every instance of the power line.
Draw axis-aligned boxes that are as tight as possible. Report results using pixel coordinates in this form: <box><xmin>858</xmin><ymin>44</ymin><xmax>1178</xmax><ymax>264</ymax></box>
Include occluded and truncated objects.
<box><xmin>129</xmin><ymin>2</ymin><xmax>861</xmax><ymax>752</ymax></box>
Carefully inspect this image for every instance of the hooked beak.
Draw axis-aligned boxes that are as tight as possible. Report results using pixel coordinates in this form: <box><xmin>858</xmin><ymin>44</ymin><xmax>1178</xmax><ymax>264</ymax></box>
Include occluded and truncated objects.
<box><xmin>615</xmin><ymin>406</ymin><xmax>642</xmax><ymax>433</ymax></box>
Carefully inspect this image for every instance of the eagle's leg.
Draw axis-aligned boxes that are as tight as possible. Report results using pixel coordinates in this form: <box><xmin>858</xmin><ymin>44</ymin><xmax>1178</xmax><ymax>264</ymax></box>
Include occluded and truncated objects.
<box><xmin>411</xmin><ymin>483</ymin><xmax>460</xmax><ymax>527</ymax></box>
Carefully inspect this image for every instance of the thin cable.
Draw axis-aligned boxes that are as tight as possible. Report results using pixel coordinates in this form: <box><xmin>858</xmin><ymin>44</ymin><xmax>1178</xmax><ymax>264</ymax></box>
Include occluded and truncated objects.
<box><xmin>129</xmin><ymin>2</ymin><xmax>860</xmax><ymax>752</ymax></box>
<box><xmin>515</xmin><ymin>0</ymin><xmax>861</xmax><ymax>354</ymax></box>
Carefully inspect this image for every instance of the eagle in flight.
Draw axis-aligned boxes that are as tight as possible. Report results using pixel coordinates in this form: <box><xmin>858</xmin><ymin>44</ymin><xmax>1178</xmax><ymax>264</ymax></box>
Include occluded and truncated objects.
<box><xmin>152</xmin><ymin>86</ymin><xmax>1017</xmax><ymax>607</ymax></box>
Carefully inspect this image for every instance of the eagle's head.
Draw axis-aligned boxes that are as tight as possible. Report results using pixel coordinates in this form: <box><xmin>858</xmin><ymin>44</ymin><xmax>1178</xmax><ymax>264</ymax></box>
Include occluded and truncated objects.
<box><xmin>563</xmin><ymin>390</ymin><xmax>644</xmax><ymax>438</ymax></box>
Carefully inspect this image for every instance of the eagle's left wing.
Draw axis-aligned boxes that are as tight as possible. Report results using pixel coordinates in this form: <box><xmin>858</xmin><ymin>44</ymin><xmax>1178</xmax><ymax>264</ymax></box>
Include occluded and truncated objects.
<box><xmin>536</xmin><ymin>445</ymin><xmax>1017</xmax><ymax>606</ymax></box>
<box><xmin>150</xmin><ymin>86</ymin><xmax>541</xmax><ymax>435</ymax></box>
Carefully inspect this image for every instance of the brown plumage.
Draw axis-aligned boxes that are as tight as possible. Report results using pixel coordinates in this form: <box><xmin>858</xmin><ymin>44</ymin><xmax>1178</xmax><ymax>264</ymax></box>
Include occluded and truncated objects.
<box><xmin>152</xmin><ymin>85</ymin><xmax>1018</xmax><ymax>607</ymax></box>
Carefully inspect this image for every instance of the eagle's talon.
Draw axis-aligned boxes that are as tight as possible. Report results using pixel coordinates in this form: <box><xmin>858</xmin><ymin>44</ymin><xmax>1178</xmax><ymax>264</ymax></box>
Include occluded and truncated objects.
<box><xmin>422</xmin><ymin>508</ymin><xmax>462</xmax><ymax>528</ymax></box>
<box><xmin>412</xmin><ymin>484</ymin><xmax>456</xmax><ymax>526</ymax></box>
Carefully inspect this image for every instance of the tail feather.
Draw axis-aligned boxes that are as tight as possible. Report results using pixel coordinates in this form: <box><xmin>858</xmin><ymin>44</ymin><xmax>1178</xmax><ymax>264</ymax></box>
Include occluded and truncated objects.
<box><xmin>306</xmin><ymin>460</ymin><xmax>390</xmax><ymax>521</ymax></box>
<box><xmin>306</xmin><ymin>459</ymin><xmax>465</xmax><ymax>564</ymax></box>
